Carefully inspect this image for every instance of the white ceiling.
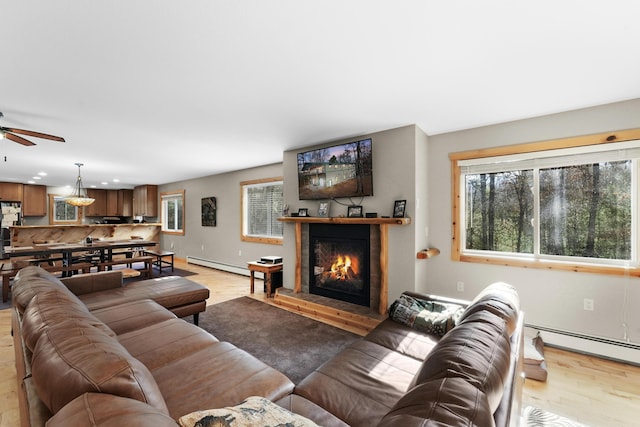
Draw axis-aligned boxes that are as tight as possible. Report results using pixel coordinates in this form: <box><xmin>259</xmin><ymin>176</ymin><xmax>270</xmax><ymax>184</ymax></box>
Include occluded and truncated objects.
<box><xmin>1</xmin><ymin>1</ymin><xmax>640</xmax><ymax>189</ymax></box>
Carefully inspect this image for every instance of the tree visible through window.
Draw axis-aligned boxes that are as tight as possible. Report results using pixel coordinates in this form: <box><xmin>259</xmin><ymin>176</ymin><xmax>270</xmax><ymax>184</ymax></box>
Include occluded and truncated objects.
<box><xmin>451</xmin><ymin>129</ymin><xmax>640</xmax><ymax>276</ymax></box>
<box><xmin>241</xmin><ymin>178</ymin><xmax>283</xmax><ymax>244</ymax></box>
<box><xmin>464</xmin><ymin>162</ymin><xmax>631</xmax><ymax>260</ymax></box>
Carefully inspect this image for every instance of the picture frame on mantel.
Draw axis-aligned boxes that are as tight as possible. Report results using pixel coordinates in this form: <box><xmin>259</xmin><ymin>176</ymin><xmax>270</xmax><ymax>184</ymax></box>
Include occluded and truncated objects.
<box><xmin>393</xmin><ymin>200</ymin><xmax>406</xmax><ymax>218</ymax></box>
<box><xmin>298</xmin><ymin>208</ymin><xmax>309</xmax><ymax>217</ymax></box>
<box><xmin>347</xmin><ymin>205</ymin><xmax>363</xmax><ymax>218</ymax></box>
<box><xmin>317</xmin><ymin>201</ymin><xmax>330</xmax><ymax>218</ymax></box>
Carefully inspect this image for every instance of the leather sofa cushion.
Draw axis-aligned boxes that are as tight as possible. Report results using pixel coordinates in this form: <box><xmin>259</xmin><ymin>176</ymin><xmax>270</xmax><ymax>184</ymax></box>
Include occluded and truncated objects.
<box><xmin>31</xmin><ymin>318</ymin><xmax>168</xmax><ymax>415</ymax></box>
<box><xmin>60</xmin><ymin>270</ymin><xmax>123</xmax><ymax>295</ymax></box>
<box><xmin>458</xmin><ymin>281</ymin><xmax>520</xmax><ymax>336</ymax></box>
<box><xmin>92</xmin><ymin>299</ymin><xmax>178</xmax><ymax>335</ymax></box>
<box><xmin>378</xmin><ymin>377</ymin><xmax>495</xmax><ymax>427</ymax></box>
<box><xmin>47</xmin><ymin>393</ymin><xmax>178</xmax><ymax>427</ymax></box>
<box><xmin>411</xmin><ymin>310</ymin><xmax>511</xmax><ymax>412</ymax></box>
<box><xmin>21</xmin><ymin>289</ymin><xmax>115</xmax><ymax>351</ymax></box>
<box><xmin>118</xmin><ymin>318</ymin><xmax>220</xmax><ymax>371</ymax></box>
<box><xmin>12</xmin><ymin>266</ymin><xmax>74</xmax><ymax>313</ymax></box>
<box><xmin>295</xmin><ymin>339</ymin><xmax>423</xmax><ymax>426</ymax></box>
<box><xmin>150</xmin><ymin>341</ymin><xmax>294</xmax><ymax>420</ymax></box>
<box><xmin>364</xmin><ymin>318</ymin><xmax>440</xmax><ymax>361</ymax></box>
<box><xmin>78</xmin><ymin>276</ymin><xmax>209</xmax><ymax>311</ymax></box>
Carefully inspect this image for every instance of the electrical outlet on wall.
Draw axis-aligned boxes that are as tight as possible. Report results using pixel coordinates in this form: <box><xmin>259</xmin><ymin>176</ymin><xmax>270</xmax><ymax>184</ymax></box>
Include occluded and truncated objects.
<box><xmin>457</xmin><ymin>281</ymin><xmax>464</xmax><ymax>292</ymax></box>
<box><xmin>584</xmin><ymin>298</ymin><xmax>594</xmax><ymax>311</ymax></box>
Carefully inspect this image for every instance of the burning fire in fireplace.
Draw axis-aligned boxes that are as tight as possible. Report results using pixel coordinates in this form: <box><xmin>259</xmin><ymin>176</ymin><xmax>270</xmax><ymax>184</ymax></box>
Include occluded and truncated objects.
<box><xmin>329</xmin><ymin>254</ymin><xmax>360</xmax><ymax>281</ymax></box>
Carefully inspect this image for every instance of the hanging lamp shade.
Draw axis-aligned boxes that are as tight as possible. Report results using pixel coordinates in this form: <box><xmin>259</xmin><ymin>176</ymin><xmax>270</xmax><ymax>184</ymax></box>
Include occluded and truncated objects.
<box><xmin>65</xmin><ymin>162</ymin><xmax>95</xmax><ymax>207</ymax></box>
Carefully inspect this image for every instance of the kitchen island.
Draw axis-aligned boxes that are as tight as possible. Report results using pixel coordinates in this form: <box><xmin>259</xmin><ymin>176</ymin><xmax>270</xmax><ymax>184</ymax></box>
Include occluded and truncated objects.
<box><xmin>9</xmin><ymin>223</ymin><xmax>161</xmax><ymax>247</ymax></box>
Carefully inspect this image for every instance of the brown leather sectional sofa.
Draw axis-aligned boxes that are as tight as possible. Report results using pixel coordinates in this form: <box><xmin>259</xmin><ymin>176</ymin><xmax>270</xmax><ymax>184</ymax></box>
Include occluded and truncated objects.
<box><xmin>12</xmin><ymin>266</ymin><xmax>524</xmax><ymax>427</ymax></box>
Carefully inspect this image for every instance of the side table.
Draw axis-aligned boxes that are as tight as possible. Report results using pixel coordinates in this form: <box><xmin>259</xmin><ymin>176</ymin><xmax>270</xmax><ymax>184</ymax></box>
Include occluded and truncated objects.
<box><xmin>247</xmin><ymin>261</ymin><xmax>283</xmax><ymax>298</ymax></box>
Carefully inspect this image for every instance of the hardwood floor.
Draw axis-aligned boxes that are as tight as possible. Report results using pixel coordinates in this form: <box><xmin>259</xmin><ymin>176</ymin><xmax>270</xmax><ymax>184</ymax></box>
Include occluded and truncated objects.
<box><xmin>1</xmin><ymin>260</ymin><xmax>639</xmax><ymax>427</ymax></box>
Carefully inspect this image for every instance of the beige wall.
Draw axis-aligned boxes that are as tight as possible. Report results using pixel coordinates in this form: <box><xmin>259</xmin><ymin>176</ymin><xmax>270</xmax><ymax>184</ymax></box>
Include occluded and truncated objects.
<box><xmin>426</xmin><ymin>98</ymin><xmax>640</xmax><ymax>347</ymax></box>
<box><xmin>159</xmin><ymin>163</ymin><xmax>284</xmax><ymax>270</ymax></box>
<box><xmin>282</xmin><ymin>125</ymin><xmax>425</xmax><ymax>303</ymax></box>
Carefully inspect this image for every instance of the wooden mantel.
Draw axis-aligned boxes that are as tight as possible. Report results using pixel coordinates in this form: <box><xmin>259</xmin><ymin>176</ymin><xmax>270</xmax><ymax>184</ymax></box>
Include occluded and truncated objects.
<box><xmin>278</xmin><ymin>216</ymin><xmax>411</xmax><ymax>315</ymax></box>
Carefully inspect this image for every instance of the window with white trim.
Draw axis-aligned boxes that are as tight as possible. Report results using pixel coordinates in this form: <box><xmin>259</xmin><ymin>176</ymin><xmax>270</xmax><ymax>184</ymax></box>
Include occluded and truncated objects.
<box><xmin>161</xmin><ymin>190</ymin><xmax>184</xmax><ymax>235</ymax></box>
<box><xmin>450</xmin><ymin>130</ymin><xmax>640</xmax><ymax>276</ymax></box>
<box><xmin>241</xmin><ymin>178</ymin><xmax>283</xmax><ymax>244</ymax></box>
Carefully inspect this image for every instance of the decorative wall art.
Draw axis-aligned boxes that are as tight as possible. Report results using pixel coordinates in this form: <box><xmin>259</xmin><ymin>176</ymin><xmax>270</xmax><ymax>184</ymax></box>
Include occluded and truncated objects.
<box><xmin>202</xmin><ymin>196</ymin><xmax>217</xmax><ymax>226</ymax></box>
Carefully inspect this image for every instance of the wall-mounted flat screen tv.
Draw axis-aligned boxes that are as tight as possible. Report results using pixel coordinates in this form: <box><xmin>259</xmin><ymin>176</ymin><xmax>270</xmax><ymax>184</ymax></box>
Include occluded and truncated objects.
<box><xmin>297</xmin><ymin>138</ymin><xmax>373</xmax><ymax>200</ymax></box>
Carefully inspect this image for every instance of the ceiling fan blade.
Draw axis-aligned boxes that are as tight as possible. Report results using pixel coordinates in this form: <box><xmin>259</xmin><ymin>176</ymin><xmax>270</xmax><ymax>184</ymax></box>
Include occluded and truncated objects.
<box><xmin>4</xmin><ymin>132</ymin><xmax>36</xmax><ymax>146</ymax></box>
<box><xmin>3</xmin><ymin>127</ymin><xmax>65</xmax><ymax>142</ymax></box>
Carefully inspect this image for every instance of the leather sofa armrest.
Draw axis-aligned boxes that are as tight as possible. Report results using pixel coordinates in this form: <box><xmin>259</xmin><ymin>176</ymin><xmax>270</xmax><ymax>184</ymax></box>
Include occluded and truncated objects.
<box><xmin>61</xmin><ymin>270</ymin><xmax>124</xmax><ymax>295</ymax></box>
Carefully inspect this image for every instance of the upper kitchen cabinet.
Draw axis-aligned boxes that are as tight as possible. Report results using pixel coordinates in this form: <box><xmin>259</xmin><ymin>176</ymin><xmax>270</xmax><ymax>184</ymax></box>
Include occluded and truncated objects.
<box><xmin>0</xmin><ymin>182</ymin><xmax>23</xmax><ymax>202</ymax></box>
<box><xmin>133</xmin><ymin>185</ymin><xmax>157</xmax><ymax>217</ymax></box>
<box><xmin>22</xmin><ymin>184</ymin><xmax>47</xmax><ymax>216</ymax></box>
<box><xmin>84</xmin><ymin>189</ymin><xmax>107</xmax><ymax>217</ymax></box>
<box><xmin>117</xmin><ymin>189</ymin><xmax>133</xmax><ymax>217</ymax></box>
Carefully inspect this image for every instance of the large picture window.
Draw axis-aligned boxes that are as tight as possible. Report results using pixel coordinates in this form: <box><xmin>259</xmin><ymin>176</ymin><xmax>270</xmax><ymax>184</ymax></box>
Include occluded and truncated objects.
<box><xmin>450</xmin><ymin>129</ymin><xmax>640</xmax><ymax>276</ymax></box>
<box><xmin>241</xmin><ymin>177</ymin><xmax>283</xmax><ymax>244</ymax></box>
<box><xmin>161</xmin><ymin>190</ymin><xmax>185</xmax><ymax>235</ymax></box>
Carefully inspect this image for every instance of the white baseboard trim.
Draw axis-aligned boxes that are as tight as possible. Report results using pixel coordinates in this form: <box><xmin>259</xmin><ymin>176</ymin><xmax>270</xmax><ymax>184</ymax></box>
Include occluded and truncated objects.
<box><xmin>186</xmin><ymin>256</ymin><xmax>264</xmax><ymax>279</ymax></box>
<box><xmin>527</xmin><ymin>324</ymin><xmax>640</xmax><ymax>366</ymax></box>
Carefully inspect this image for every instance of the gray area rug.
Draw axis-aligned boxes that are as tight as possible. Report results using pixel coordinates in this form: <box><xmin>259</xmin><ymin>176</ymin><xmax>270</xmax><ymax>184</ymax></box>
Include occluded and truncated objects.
<box><xmin>524</xmin><ymin>406</ymin><xmax>590</xmax><ymax>427</ymax></box>
<box><xmin>195</xmin><ymin>297</ymin><xmax>360</xmax><ymax>384</ymax></box>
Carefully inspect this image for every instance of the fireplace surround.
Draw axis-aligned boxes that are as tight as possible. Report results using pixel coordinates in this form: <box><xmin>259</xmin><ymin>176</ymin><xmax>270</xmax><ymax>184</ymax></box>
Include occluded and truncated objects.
<box><xmin>279</xmin><ymin>216</ymin><xmax>410</xmax><ymax>315</ymax></box>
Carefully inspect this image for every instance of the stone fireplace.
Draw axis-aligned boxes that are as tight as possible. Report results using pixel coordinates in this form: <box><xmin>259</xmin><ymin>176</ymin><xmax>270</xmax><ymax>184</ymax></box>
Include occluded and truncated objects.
<box><xmin>280</xmin><ymin>216</ymin><xmax>408</xmax><ymax>315</ymax></box>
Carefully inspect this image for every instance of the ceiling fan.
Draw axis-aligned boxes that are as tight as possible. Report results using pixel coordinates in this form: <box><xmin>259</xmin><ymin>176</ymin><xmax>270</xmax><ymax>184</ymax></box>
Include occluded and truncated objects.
<box><xmin>0</xmin><ymin>111</ymin><xmax>65</xmax><ymax>146</ymax></box>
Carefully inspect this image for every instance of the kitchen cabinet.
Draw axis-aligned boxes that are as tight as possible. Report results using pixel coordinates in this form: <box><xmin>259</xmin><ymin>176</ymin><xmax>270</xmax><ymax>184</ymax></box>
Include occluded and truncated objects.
<box><xmin>117</xmin><ymin>189</ymin><xmax>133</xmax><ymax>216</ymax></box>
<box><xmin>133</xmin><ymin>185</ymin><xmax>157</xmax><ymax>217</ymax></box>
<box><xmin>84</xmin><ymin>189</ymin><xmax>107</xmax><ymax>217</ymax></box>
<box><xmin>22</xmin><ymin>184</ymin><xmax>47</xmax><ymax>216</ymax></box>
<box><xmin>0</xmin><ymin>182</ymin><xmax>23</xmax><ymax>202</ymax></box>
<box><xmin>106</xmin><ymin>190</ymin><xmax>119</xmax><ymax>216</ymax></box>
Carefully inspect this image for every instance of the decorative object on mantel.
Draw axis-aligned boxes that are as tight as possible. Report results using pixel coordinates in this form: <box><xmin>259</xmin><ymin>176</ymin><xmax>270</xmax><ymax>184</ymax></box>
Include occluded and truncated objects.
<box><xmin>347</xmin><ymin>205</ymin><xmax>363</xmax><ymax>218</ymax></box>
<box><xmin>298</xmin><ymin>208</ymin><xmax>309</xmax><ymax>217</ymax></box>
<box><xmin>417</xmin><ymin>248</ymin><xmax>440</xmax><ymax>259</ymax></box>
<box><xmin>64</xmin><ymin>163</ymin><xmax>95</xmax><ymax>207</ymax></box>
<box><xmin>317</xmin><ymin>201</ymin><xmax>330</xmax><ymax>217</ymax></box>
<box><xmin>365</xmin><ymin>212</ymin><xmax>377</xmax><ymax>218</ymax></box>
<box><xmin>393</xmin><ymin>199</ymin><xmax>407</xmax><ymax>218</ymax></box>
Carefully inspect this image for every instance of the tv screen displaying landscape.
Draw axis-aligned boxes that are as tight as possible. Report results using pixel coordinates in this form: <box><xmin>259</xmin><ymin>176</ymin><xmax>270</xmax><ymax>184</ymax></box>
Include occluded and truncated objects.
<box><xmin>297</xmin><ymin>138</ymin><xmax>373</xmax><ymax>200</ymax></box>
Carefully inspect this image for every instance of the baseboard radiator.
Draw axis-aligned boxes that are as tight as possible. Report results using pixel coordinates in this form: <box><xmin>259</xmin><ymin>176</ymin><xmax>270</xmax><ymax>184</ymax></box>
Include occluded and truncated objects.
<box><xmin>186</xmin><ymin>256</ymin><xmax>264</xmax><ymax>279</ymax></box>
<box><xmin>527</xmin><ymin>323</ymin><xmax>640</xmax><ymax>366</ymax></box>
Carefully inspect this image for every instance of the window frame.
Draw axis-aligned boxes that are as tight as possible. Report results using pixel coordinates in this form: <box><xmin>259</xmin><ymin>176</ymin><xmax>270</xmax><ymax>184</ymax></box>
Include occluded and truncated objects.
<box><xmin>48</xmin><ymin>194</ymin><xmax>82</xmax><ymax>224</ymax></box>
<box><xmin>240</xmin><ymin>177</ymin><xmax>284</xmax><ymax>245</ymax></box>
<box><xmin>450</xmin><ymin>128</ymin><xmax>640</xmax><ymax>277</ymax></box>
<box><xmin>161</xmin><ymin>190</ymin><xmax>185</xmax><ymax>235</ymax></box>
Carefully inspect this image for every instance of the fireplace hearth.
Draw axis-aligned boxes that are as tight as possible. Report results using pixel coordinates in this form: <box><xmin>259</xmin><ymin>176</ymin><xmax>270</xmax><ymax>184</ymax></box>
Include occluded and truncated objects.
<box><xmin>309</xmin><ymin>224</ymin><xmax>370</xmax><ymax>307</ymax></box>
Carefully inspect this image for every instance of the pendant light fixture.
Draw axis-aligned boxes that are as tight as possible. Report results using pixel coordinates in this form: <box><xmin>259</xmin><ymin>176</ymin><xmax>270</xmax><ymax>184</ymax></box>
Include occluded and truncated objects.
<box><xmin>65</xmin><ymin>162</ymin><xmax>95</xmax><ymax>206</ymax></box>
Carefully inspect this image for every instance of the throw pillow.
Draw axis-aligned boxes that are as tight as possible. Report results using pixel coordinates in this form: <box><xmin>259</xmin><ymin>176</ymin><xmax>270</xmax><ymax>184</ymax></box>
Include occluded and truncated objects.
<box><xmin>388</xmin><ymin>293</ymin><xmax>464</xmax><ymax>337</ymax></box>
<box><xmin>178</xmin><ymin>396</ymin><xmax>319</xmax><ymax>427</ymax></box>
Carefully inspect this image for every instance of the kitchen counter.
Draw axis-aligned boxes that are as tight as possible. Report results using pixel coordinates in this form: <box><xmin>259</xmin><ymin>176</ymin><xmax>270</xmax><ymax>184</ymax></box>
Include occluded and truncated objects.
<box><xmin>9</xmin><ymin>224</ymin><xmax>161</xmax><ymax>247</ymax></box>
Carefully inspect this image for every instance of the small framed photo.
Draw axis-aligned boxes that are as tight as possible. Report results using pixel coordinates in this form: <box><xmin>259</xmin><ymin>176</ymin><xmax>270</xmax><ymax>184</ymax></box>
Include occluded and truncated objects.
<box><xmin>393</xmin><ymin>200</ymin><xmax>406</xmax><ymax>218</ymax></box>
<box><xmin>317</xmin><ymin>201</ymin><xmax>330</xmax><ymax>218</ymax></box>
<box><xmin>298</xmin><ymin>208</ymin><xmax>309</xmax><ymax>217</ymax></box>
<box><xmin>347</xmin><ymin>205</ymin><xmax>363</xmax><ymax>218</ymax></box>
